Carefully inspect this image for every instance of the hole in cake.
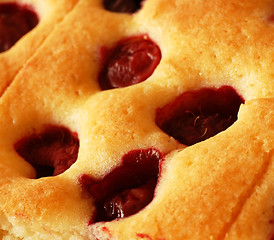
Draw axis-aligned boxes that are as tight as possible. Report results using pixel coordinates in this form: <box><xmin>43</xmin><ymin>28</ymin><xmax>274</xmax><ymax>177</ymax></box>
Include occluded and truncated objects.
<box><xmin>156</xmin><ymin>86</ymin><xmax>245</xmax><ymax>146</ymax></box>
<box><xmin>98</xmin><ymin>35</ymin><xmax>161</xmax><ymax>90</ymax></box>
<box><xmin>14</xmin><ymin>125</ymin><xmax>79</xmax><ymax>178</ymax></box>
<box><xmin>78</xmin><ymin>148</ymin><xmax>162</xmax><ymax>223</ymax></box>
<box><xmin>103</xmin><ymin>0</ymin><xmax>143</xmax><ymax>13</ymax></box>
<box><xmin>0</xmin><ymin>2</ymin><xmax>39</xmax><ymax>53</ymax></box>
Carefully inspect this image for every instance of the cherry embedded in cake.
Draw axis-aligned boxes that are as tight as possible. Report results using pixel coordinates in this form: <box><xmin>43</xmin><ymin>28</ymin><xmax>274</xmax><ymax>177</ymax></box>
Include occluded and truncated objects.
<box><xmin>103</xmin><ymin>0</ymin><xmax>143</xmax><ymax>13</ymax></box>
<box><xmin>136</xmin><ymin>233</ymin><xmax>153</xmax><ymax>239</ymax></box>
<box><xmin>78</xmin><ymin>148</ymin><xmax>162</xmax><ymax>223</ymax></box>
<box><xmin>14</xmin><ymin>125</ymin><xmax>79</xmax><ymax>178</ymax></box>
<box><xmin>0</xmin><ymin>2</ymin><xmax>39</xmax><ymax>53</ymax></box>
<box><xmin>267</xmin><ymin>14</ymin><xmax>274</xmax><ymax>22</ymax></box>
<box><xmin>99</xmin><ymin>35</ymin><xmax>161</xmax><ymax>90</ymax></box>
<box><xmin>156</xmin><ymin>86</ymin><xmax>245</xmax><ymax>146</ymax></box>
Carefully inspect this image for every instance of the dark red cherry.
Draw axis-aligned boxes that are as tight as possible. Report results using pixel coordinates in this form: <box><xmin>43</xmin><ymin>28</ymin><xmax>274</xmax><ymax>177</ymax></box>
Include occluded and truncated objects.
<box><xmin>267</xmin><ymin>14</ymin><xmax>274</xmax><ymax>22</ymax></box>
<box><xmin>14</xmin><ymin>125</ymin><xmax>79</xmax><ymax>178</ymax></box>
<box><xmin>78</xmin><ymin>148</ymin><xmax>162</xmax><ymax>223</ymax></box>
<box><xmin>0</xmin><ymin>3</ymin><xmax>39</xmax><ymax>53</ymax></box>
<box><xmin>156</xmin><ymin>86</ymin><xmax>244</xmax><ymax>146</ymax></box>
<box><xmin>99</xmin><ymin>35</ymin><xmax>161</xmax><ymax>90</ymax></box>
<box><xmin>103</xmin><ymin>0</ymin><xmax>143</xmax><ymax>13</ymax></box>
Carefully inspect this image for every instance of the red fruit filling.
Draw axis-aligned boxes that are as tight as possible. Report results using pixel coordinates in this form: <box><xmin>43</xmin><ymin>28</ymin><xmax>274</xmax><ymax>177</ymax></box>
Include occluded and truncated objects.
<box><xmin>14</xmin><ymin>125</ymin><xmax>79</xmax><ymax>178</ymax></box>
<box><xmin>156</xmin><ymin>86</ymin><xmax>245</xmax><ymax>146</ymax></box>
<box><xmin>136</xmin><ymin>233</ymin><xmax>153</xmax><ymax>240</ymax></box>
<box><xmin>99</xmin><ymin>35</ymin><xmax>161</xmax><ymax>90</ymax></box>
<box><xmin>267</xmin><ymin>14</ymin><xmax>274</xmax><ymax>22</ymax></box>
<box><xmin>103</xmin><ymin>0</ymin><xmax>143</xmax><ymax>13</ymax></box>
<box><xmin>0</xmin><ymin>3</ymin><xmax>39</xmax><ymax>53</ymax></box>
<box><xmin>78</xmin><ymin>148</ymin><xmax>162</xmax><ymax>223</ymax></box>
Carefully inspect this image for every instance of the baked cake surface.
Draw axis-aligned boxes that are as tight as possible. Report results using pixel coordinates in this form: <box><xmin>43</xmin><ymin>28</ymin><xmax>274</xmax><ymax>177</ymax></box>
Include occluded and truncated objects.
<box><xmin>0</xmin><ymin>0</ymin><xmax>273</xmax><ymax>239</ymax></box>
<box><xmin>0</xmin><ymin>0</ymin><xmax>78</xmax><ymax>97</ymax></box>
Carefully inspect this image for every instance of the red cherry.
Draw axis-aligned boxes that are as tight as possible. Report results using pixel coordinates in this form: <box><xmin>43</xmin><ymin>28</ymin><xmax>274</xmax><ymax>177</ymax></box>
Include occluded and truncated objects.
<box><xmin>103</xmin><ymin>0</ymin><xmax>143</xmax><ymax>13</ymax></box>
<box><xmin>79</xmin><ymin>148</ymin><xmax>162</xmax><ymax>223</ymax></box>
<box><xmin>0</xmin><ymin>3</ymin><xmax>38</xmax><ymax>53</ymax></box>
<box><xmin>14</xmin><ymin>125</ymin><xmax>79</xmax><ymax>178</ymax></box>
<box><xmin>156</xmin><ymin>86</ymin><xmax>245</xmax><ymax>146</ymax></box>
<box><xmin>99</xmin><ymin>36</ymin><xmax>161</xmax><ymax>89</ymax></box>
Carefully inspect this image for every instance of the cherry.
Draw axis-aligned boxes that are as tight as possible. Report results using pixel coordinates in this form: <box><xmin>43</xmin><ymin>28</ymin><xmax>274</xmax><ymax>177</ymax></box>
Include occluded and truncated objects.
<box><xmin>103</xmin><ymin>0</ymin><xmax>143</xmax><ymax>13</ymax></box>
<box><xmin>156</xmin><ymin>86</ymin><xmax>244</xmax><ymax>146</ymax></box>
<box><xmin>14</xmin><ymin>125</ymin><xmax>79</xmax><ymax>178</ymax></box>
<box><xmin>78</xmin><ymin>148</ymin><xmax>162</xmax><ymax>223</ymax></box>
<box><xmin>0</xmin><ymin>3</ymin><xmax>39</xmax><ymax>53</ymax></box>
<box><xmin>267</xmin><ymin>14</ymin><xmax>274</xmax><ymax>22</ymax></box>
<box><xmin>99</xmin><ymin>35</ymin><xmax>161</xmax><ymax>90</ymax></box>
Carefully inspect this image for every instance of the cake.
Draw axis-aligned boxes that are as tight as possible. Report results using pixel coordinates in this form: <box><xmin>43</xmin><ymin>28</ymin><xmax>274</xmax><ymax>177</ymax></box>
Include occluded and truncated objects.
<box><xmin>0</xmin><ymin>0</ymin><xmax>273</xmax><ymax>239</ymax></box>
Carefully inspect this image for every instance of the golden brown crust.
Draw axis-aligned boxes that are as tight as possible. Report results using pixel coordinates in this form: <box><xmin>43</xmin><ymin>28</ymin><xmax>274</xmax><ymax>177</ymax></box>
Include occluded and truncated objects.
<box><xmin>0</xmin><ymin>0</ymin><xmax>273</xmax><ymax>239</ymax></box>
<box><xmin>96</xmin><ymin>98</ymin><xmax>274</xmax><ymax>240</ymax></box>
<box><xmin>0</xmin><ymin>0</ymin><xmax>79</xmax><ymax>96</ymax></box>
